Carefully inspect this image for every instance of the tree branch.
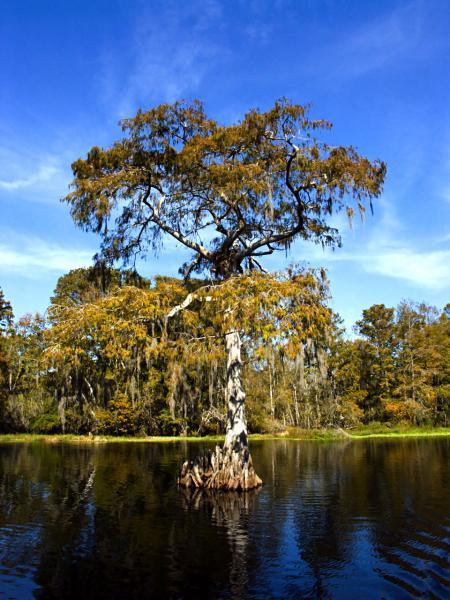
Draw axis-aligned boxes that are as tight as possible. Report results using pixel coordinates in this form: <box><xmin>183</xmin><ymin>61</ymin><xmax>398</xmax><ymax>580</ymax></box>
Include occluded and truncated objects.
<box><xmin>141</xmin><ymin>185</ymin><xmax>212</xmax><ymax>259</ymax></box>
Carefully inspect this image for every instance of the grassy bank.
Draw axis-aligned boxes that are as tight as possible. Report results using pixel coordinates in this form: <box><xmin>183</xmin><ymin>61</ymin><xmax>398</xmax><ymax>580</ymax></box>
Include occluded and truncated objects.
<box><xmin>0</xmin><ymin>433</ymin><xmax>225</xmax><ymax>444</ymax></box>
<box><xmin>274</xmin><ymin>424</ymin><xmax>450</xmax><ymax>440</ymax></box>
<box><xmin>1</xmin><ymin>425</ymin><xmax>450</xmax><ymax>445</ymax></box>
<box><xmin>348</xmin><ymin>423</ymin><xmax>450</xmax><ymax>439</ymax></box>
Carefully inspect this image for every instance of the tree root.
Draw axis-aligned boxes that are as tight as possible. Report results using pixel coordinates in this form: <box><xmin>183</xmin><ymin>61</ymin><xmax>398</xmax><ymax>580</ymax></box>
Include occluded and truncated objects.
<box><xmin>178</xmin><ymin>445</ymin><xmax>263</xmax><ymax>491</ymax></box>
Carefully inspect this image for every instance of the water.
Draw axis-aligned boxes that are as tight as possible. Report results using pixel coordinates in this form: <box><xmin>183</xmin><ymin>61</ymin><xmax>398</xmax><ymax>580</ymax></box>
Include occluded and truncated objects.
<box><xmin>0</xmin><ymin>439</ymin><xmax>449</xmax><ymax>599</ymax></box>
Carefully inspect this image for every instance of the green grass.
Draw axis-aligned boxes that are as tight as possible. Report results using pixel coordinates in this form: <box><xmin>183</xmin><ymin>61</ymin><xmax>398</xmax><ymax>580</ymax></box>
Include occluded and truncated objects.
<box><xmin>0</xmin><ymin>433</ymin><xmax>225</xmax><ymax>444</ymax></box>
<box><xmin>349</xmin><ymin>423</ymin><xmax>450</xmax><ymax>439</ymax></box>
<box><xmin>249</xmin><ymin>428</ymin><xmax>349</xmax><ymax>442</ymax></box>
<box><xmin>275</xmin><ymin>425</ymin><xmax>450</xmax><ymax>440</ymax></box>
<box><xmin>1</xmin><ymin>426</ymin><xmax>449</xmax><ymax>445</ymax></box>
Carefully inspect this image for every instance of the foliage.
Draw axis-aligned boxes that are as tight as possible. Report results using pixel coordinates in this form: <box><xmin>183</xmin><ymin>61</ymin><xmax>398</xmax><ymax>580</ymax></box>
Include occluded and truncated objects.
<box><xmin>30</xmin><ymin>412</ymin><xmax>61</xmax><ymax>434</ymax></box>
<box><xmin>0</xmin><ymin>287</ymin><xmax>14</xmax><ymax>333</ymax></box>
<box><xmin>56</xmin><ymin>98</ymin><xmax>386</xmax><ymax>448</ymax></box>
<box><xmin>63</xmin><ymin>99</ymin><xmax>385</xmax><ymax>279</ymax></box>
<box><xmin>156</xmin><ymin>410</ymin><xmax>187</xmax><ymax>436</ymax></box>
<box><xmin>0</xmin><ymin>272</ymin><xmax>448</xmax><ymax>435</ymax></box>
<box><xmin>354</xmin><ymin>304</ymin><xmax>397</xmax><ymax>419</ymax></box>
<box><xmin>0</xmin><ymin>287</ymin><xmax>14</xmax><ymax>408</ymax></box>
<box><xmin>95</xmin><ymin>393</ymin><xmax>145</xmax><ymax>436</ymax></box>
<box><xmin>50</xmin><ymin>264</ymin><xmax>150</xmax><ymax>308</ymax></box>
<box><xmin>42</xmin><ymin>267</ymin><xmax>331</xmax><ymax>432</ymax></box>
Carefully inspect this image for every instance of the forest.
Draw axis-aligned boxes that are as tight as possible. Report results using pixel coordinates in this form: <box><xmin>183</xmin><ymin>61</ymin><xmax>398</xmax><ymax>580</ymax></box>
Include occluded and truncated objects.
<box><xmin>1</xmin><ymin>266</ymin><xmax>448</xmax><ymax>436</ymax></box>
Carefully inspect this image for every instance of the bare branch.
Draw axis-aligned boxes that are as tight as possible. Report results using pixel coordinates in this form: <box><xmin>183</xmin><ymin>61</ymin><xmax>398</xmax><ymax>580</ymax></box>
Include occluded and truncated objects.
<box><xmin>141</xmin><ymin>187</ymin><xmax>212</xmax><ymax>259</ymax></box>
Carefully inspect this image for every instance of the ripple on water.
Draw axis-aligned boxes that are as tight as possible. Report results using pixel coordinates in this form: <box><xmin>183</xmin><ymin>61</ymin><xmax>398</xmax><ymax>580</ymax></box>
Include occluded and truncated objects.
<box><xmin>0</xmin><ymin>438</ymin><xmax>448</xmax><ymax>598</ymax></box>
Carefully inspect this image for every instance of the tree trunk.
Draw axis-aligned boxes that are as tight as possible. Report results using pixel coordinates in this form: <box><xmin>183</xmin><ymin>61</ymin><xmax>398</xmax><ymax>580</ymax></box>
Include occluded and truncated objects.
<box><xmin>178</xmin><ymin>330</ymin><xmax>262</xmax><ymax>491</ymax></box>
<box><xmin>224</xmin><ymin>331</ymin><xmax>248</xmax><ymax>452</ymax></box>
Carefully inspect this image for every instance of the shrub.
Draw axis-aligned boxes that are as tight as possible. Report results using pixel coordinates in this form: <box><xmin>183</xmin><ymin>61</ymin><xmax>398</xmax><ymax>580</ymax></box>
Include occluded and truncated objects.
<box><xmin>336</xmin><ymin>393</ymin><xmax>364</xmax><ymax>428</ymax></box>
<box><xmin>247</xmin><ymin>411</ymin><xmax>283</xmax><ymax>434</ymax></box>
<box><xmin>197</xmin><ymin>407</ymin><xmax>226</xmax><ymax>435</ymax></box>
<box><xmin>156</xmin><ymin>410</ymin><xmax>187</xmax><ymax>436</ymax></box>
<box><xmin>30</xmin><ymin>412</ymin><xmax>61</xmax><ymax>434</ymax></box>
<box><xmin>384</xmin><ymin>399</ymin><xmax>429</xmax><ymax>424</ymax></box>
<box><xmin>95</xmin><ymin>393</ymin><xmax>142</xmax><ymax>436</ymax></box>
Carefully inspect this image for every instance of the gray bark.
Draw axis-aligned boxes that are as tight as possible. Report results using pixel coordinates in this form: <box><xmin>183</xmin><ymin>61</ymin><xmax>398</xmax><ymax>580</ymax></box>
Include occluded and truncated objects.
<box><xmin>224</xmin><ymin>331</ymin><xmax>248</xmax><ymax>453</ymax></box>
<box><xmin>172</xmin><ymin>298</ymin><xmax>261</xmax><ymax>490</ymax></box>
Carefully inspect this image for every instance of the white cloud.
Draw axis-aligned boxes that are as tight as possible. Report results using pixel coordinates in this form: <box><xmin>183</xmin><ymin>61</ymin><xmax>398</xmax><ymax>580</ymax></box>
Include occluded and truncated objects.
<box><xmin>276</xmin><ymin>199</ymin><xmax>450</xmax><ymax>291</ymax></box>
<box><xmin>297</xmin><ymin>243</ymin><xmax>450</xmax><ymax>290</ymax></box>
<box><xmin>0</xmin><ymin>164</ymin><xmax>58</xmax><ymax>191</ymax></box>
<box><xmin>303</xmin><ymin>0</ymin><xmax>441</xmax><ymax>82</ymax></box>
<box><xmin>362</xmin><ymin>247</ymin><xmax>450</xmax><ymax>290</ymax></box>
<box><xmin>0</xmin><ymin>146</ymin><xmax>71</xmax><ymax>203</ymax></box>
<box><xmin>441</xmin><ymin>185</ymin><xmax>450</xmax><ymax>204</ymax></box>
<box><xmin>99</xmin><ymin>0</ymin><xmax>226</xmax><ymax>117</ymax></box>
<box><xmin>352</xmin><ymin>199</ymin><xmax>450</xmax><ymax>289</ymax></box>
<box><xmin>0</xmin><ymin>235</ymin><xmax>93</xmax><ymax>279</ymax></box>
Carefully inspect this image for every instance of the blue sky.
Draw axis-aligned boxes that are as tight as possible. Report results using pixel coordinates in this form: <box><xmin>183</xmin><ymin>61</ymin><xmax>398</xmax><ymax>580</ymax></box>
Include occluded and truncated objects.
<box><xmin>1</xmin><ymin>0</ymin><xmax>449</xmax><ymax>329</ymax></box>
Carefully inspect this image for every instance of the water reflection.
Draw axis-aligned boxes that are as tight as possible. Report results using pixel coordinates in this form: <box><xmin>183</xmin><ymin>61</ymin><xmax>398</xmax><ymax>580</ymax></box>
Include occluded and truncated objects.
<box><xmin>0</xmin><ymin>439</ymin><xmax>448</xmax><ymax>598</ymax></box>
<box><xmin>180</xmin><ymin>488</ymin><xmax>260</xmax><ymax>598</ymax></box>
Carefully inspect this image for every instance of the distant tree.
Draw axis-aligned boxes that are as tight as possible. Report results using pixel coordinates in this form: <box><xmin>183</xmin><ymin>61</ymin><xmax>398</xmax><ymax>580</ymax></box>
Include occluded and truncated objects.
<box><xmin>329</xmin><ymin>335</ymin><xmax>366</xmax><ymax>427</ymax></box>
<box><xmin>355</xmin><ymin>304</ymin><xmax>397</xmax><ymax>419</ymax></box>
<box><xmin>395</xmin><ymin>303</ymin><xmax>450</xmax><ymax>425</ymax></box>
<box><xmin>388</xmin><ymin>301</ymin><xmax>437</xmax><ymax>422</ymax></box>
<box><xmin>2</xmin><ymin>313</ymin><xmax>50</xmax><ymax>432</ymax></box>
<box><xmin>0</xmin><ymin>287</ymin><xmax>13</xmax><ymax>333</ymax></box>
<box><xmin>427</xmin><ymin>306</ymin><xmax>450</xmax><ymax>424</ymax></box>
<box><xmin>0</xmin><ymin>288</ymin><xmax>14</xmax><ymax>413</ymax></box>
<box><xmin>50</xmin><ymin>265</ymin><xmax>150</xmax><ymax>308</ymax></box>
<box><xmin>63</xmin><ymin>99</ymin><xmax>385</xmax><ymax>489</ymax></box>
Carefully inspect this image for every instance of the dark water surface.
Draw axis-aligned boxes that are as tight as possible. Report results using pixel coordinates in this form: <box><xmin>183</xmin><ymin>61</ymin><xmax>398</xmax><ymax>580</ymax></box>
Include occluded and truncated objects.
<box><xmin>0</xmin><ymin>439</ymin><xmax>449</xmax><ymax>599</ymax></box>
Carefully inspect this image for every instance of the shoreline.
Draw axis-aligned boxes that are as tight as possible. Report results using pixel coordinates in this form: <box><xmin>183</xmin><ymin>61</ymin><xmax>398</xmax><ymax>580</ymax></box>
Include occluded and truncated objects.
<box><xmin>1</xmin><ymin>427</ymin><xmax>450</xmax><ymax>444</ymax></box>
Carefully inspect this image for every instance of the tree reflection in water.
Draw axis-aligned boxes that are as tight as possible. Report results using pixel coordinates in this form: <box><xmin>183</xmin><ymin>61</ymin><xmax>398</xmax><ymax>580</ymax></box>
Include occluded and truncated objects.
<box><xmin>0</xmin><ymin>439</ymin><xmax>449</xmax><ymax>598</ymax></box>
<box><xmin>180</xmin><ymin>487</ymin><xmax>260</xmax><ymax>597</ymax></box>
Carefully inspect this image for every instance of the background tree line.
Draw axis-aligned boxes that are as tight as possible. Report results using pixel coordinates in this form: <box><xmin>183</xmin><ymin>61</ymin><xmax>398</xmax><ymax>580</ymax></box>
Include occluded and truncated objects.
<box><xmin>0</xmin><ymin>267</ymin><xmax>448</xmax><ymax>436</ymax></box>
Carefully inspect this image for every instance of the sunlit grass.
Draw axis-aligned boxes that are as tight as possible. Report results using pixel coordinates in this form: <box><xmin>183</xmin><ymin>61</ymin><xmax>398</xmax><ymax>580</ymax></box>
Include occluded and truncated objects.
<box><xmin>349</xmin><ymin>424</ymin><xmax>450</xmax><ymax>438</ymax></box>
<box><xmin>0</xmin><ymin>433</ymin><xmax>224</xmax><ymax>444</ymax></box>
<box><xmin>1</xmin><ymin>426</ymin><xmax>449</xmax><ymax>444</ymax></box>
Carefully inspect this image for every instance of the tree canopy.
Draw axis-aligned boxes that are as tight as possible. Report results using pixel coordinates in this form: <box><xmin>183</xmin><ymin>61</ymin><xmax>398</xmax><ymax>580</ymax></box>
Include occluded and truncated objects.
<box><xmin>50</xmin><ymin>265</ymin><xmax>150</xmax><ymax>308</ymax></box>
<box><xmin>64</xmin><ymin>99</ymin><xmax>386</xmax><ymax>279</ymax></box>
<box><xmin>0</xmin><ymin>288</ymin><xmax>13</xmax><ymax>334</ymax></box>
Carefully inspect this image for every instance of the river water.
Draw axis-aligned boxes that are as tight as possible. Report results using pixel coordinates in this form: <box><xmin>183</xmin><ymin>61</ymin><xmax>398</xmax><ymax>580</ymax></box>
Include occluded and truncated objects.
<box><xmin>0</xmin><ymin>438</ymin><xmax>449</xmax><ymax>598</ymax></box>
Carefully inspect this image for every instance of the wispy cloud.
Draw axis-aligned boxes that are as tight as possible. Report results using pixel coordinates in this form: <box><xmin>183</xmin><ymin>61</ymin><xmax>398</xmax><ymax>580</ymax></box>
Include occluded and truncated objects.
<box><xmin>99</xmin><ymin>0</ymin><xmax>226</xmax><ymax>117</ymax></box>
<box><xmin>256</xmin><ymin>192</ymin><xmax>447</xmax><ymax>292</ymax></box>
<box><xmin>334</xmin><ymin>3</ymin><xmax>421</xmax><ymax>77</ymax></box>
<box><xmin>0</xmin><ymin>164</ymin><xmax>58</xmax><ymax>191</ymax></box>
<box><xmin>294</xmin><ymin>199</ymin><xmax>450</xmax><ymax>291</ymax></box>
<box><xmin>0</xmin><ymin>146</ymin><xmax>70</xmax><ymax>203</ymax></box>
<box><xmin>440</xmin><ymin>185</ymin><xmax>450</xmax><ymax>204</ymax></box>
<box><xmin>349</xmin><ymin>198</ymin><xmax>450</xmax><ymax>289</ymax></box>
<box><xmin>362</xmin><ymin>247</ymin><xmax>450</xmax><ymax>289</ymax></box>
<box><xmin>304</xmin><ymin>0</ymin><xmax>443</xmax><ymax>81</ymax></box>
<box><xmin>0</xmin><ymin>233</ymin><xmax>93</xmax><ymax>279</ymax></box>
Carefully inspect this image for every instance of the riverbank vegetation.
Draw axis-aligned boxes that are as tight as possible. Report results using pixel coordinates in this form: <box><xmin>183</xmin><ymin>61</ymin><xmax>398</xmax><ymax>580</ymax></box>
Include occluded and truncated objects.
<box><xmin>1</xmin><ymin>425</ymin><xmax>450</xmax><ymax>445</ymax></box>
<box><xmin>1</xmin><ymin>270</ymin><xmax>448</xmax><ymax>437</ymax></box>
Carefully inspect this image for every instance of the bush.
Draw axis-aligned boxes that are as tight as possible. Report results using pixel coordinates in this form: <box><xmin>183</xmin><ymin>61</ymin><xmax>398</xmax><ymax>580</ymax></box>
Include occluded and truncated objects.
<box><xmin>384</xmin><ymin>399</ymin><xmax>429</xmax><ymax>424</ymax></box>
<box><xmin>197</xmin><ymin>407</ymin><xmax>226</xmax><ymax>435</ymax></box>
<box><xmin>156</xmin><ymin>410</ymin><xmax>187</xmax><ymax>436</ymax></box>
<box><xmin>95</xmin><ymin>393</ymin><xmax>142</xmax><ymax>436</ymax></box>
<box><xmin>247</xmin><ymin>411</ymin><xmax>283</xmax><ymax>434</ymax></box>
<box><xmin>30</xmin><ymin>412</ymin><xmax>61</xmax><ymax>434</ymax></box>
<box><xmin>336</xmin><ymin>393</ymin><xmax>364</xmax><ymax>428</ymax></box>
